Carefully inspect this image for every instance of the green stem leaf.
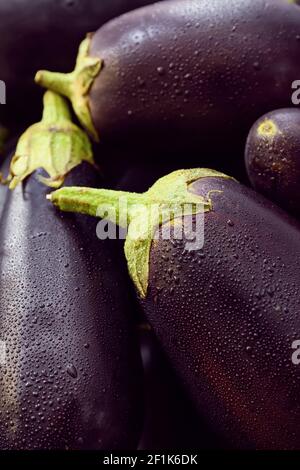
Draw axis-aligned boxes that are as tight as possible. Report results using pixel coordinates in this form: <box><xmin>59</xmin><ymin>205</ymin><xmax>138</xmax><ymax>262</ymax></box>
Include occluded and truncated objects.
<box><xmin>6</xmin><ymin>91</ymin><xmax>94</xmax><ymax>190</ymax></box>
<box><xmin>49</xmin><ymin>169</ymin><xmax>233</xmax><ymax>297</ymax></box>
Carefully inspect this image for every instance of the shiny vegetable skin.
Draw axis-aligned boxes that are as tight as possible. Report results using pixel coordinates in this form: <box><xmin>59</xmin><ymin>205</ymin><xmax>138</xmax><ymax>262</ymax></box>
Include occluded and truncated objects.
<box><xmin>142</xmin><ymin>177</ymin><xmax>300</xmax><ymax>449</ymax></box>
<box><xmin>49</xmin><ymin>167</ymin><xmax>300</xmax><ymax>449</ymax></box>
<box><xmin>0</xmin><ymin>0</ymin><xmax>157</xmax><ymax>129</ymax></box>
<box><xmin>0</xmin><ymin>148</ymin><xmax>11</xmax><ymax>221</ymax></box>
<box><xmin>139</xmin><ymin>329</ymin><xmax>225</xmax><ymax>450</ymax></box>
<box><xmin>0</xmin><ymin>163</ymin><xmax>142</xmax><ymax>450</ymax></box>
<box><xmin>245</xmin><ymin>108</ymin><xmax>300</xmax><ymax>216</ymax></box>
<box><xmin>37</xmin><ymin>0</ymin><xmax>300</xmax><ymax>155</ymax></box>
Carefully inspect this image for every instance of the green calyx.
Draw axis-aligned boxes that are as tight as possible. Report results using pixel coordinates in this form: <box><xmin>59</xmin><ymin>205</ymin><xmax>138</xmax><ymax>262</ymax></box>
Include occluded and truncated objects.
<box><xmin>5</xmin><ymin>91</ymin><xmax>94</xmax><ymax>190</ymax></box>
<box><xmin>49</xmin><ymin>168</ymin><xmax>232</xmax><ymax>298</ymax></box>
<box><xmin>35</xmin><ymin>36</ymin><xmax>101</xmax><ymax>142</ymax></box>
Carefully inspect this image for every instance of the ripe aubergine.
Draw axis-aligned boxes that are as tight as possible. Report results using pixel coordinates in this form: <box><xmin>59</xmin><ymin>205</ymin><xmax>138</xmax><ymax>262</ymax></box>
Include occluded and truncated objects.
<box><xmin>139</xmin><ymin>328</ymin><xmax>226</xmax><ymax>450</ymax></box>
<box><xmin>50</xmin><ymin>169</ymin><xmax>300</xmax><ymax>449</ymax></box>
<box><xmin>0</xmin><ymin>92</ymin><xmax>143</xmax><ymax>450</ymax></box>
<box><xmin>245</xmin><ymin>108</ymin><xmax>300</xmax><ymax>217</ymax></box>
<box><xmin>0</xmin><ymin>0</ymin><xmax>158</xmax><ymax>131</ymax></box>
<box><xmin>36</xmin><ymin>0</ymin><xmax>300</xmax><ymax>161</ymax></box>
<box><xmin>0</xmin><ymin>137</ymin><xmax>14</xmax><ymax>220</ymax></box>
<box><xmin>0</xmin><ymin>162</ymin><xmax>8</xmax><ymax>221</ymax></box>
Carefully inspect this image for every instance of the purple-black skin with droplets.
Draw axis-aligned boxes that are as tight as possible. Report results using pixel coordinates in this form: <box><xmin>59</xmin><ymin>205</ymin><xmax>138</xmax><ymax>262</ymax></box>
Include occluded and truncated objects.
<box><xmin>138</xmin><ymin>329</ymin><xmax>226</xmax><ymax>449</ymax></box>
<box><xmin>0</xmin><ymin>160</ymin><xmax>143</xmax><ymax>450</ymax></box>
<box><xmin>87</xmin><ymin>0</ymin><xmax>300</xmax><ymax>157</ymax></box>
<box><xmin>142</xmin><ymin>176</ymin><xmax>300</xmax><ymax>449</ymax></box>
<box><xmin>245</xmin><ymin>108</ymin><xmax>300</xmax><ymax>217</ymax></box>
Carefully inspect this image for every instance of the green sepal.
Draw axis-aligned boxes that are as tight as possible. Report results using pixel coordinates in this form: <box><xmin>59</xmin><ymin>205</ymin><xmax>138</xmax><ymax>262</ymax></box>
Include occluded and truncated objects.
<box><xmin>49</xmin><ymin>169</ymin><xmax>233</xmax><ymax>297</ymax></box>
<box><xmin>124</xmin><ymin>169</ymin><xmax>229</xmax><ymax>297</ymax></box>
<box><xmin>5</xmin><ymin>91</ymin><xmax>94</xmax><ymax>190</ymax></box>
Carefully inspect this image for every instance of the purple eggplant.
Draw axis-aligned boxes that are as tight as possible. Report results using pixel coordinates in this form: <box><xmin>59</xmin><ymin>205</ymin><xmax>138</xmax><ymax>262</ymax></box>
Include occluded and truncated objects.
<box><xmin>0</xmin><ymin>0</ymin><xmax>158</xmax><ymax>130</ymax></box>
<box><xmin>245</xmin><ymin>108</ymin><xmax>300</xmax><ymax>216</ymax></box>
<box><xmin>49</xmin><ymin>168</ymin><xmax>300</xmax><ymax>449</ymax></box>
<box><xmin>0</xmin><ymin>92</ymin><xmax>143</xmax><ymax>450</ymax></box>
<box><xmin>36</xmin><ymin>0</ymin><xmax>300</xmax><ymax>162</ymax></box>
<box><xmin>139</xmin><ymin>328</ymin><xmax>226</xmax><ymax>450</ymax></box>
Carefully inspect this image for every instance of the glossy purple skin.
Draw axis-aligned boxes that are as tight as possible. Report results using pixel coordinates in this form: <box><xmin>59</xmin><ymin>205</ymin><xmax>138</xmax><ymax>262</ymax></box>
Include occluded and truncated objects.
<box><xmin>0</xmin><ymin>161</ymin><xmax>143</xmax><ymax>450</ymax></box>
<box><xmin>89</xmin><ymin>0</ymin><xmax>300</xmax><ymax>156</ymax></box>
<box><xmin>245</xmin><ymin>108</ymin><xmax>300</xmax><ymax>216</ymax></box>
<box><xmin>0</xmin><ymin>0</ymin><xmax>157</xmax><ymax>129</ymax></box>
<box><xmin>139</xmin><ymin>329</ymin><xmax>226</xmax><ymax>450</ymax></box>
<box><xmin>142</xmin><ymin>177</ymin><xmax>300</xmax><ymax>449</ymax></box>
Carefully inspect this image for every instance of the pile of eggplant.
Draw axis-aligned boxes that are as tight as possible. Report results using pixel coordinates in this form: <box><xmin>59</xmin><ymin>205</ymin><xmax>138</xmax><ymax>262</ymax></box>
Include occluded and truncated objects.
<box><xmin>1</xmin><ymin>0</ymin><xmax>300</xmax><ymax>451</ymax></box>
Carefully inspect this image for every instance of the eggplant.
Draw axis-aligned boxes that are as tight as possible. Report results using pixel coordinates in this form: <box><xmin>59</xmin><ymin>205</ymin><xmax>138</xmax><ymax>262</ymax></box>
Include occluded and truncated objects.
<box><xmin>49</xmin><ymin>168</ymin><xmax>300</xmax><ymax>449</ymax></box>
<box><xmin>36</xmin><ymin>0</ymin><xmax>300</xmax><ymax>162</ymax></box>
<box><xmin>0</xmin><ymin>92</ymin><xmax>143</xmax><ymax>450</ymax></box>
<box><xmin>0</xmin><ymin>0</ymin><xmax>159</xmax><ymax>131</ymax></box>
<box><xmin>245</xmin><ymin>108</ymin><xmax>300</xmax><ymax>216</ymax></box>
<box><xmin>0</xmin><ymin>155</ymin><xmax>9</xmax><ymax>222</ymax></box>
<box><xmin>139</xmin><ymin>328</ymin><xmax>226</xmax><ymax>450</ymax></box>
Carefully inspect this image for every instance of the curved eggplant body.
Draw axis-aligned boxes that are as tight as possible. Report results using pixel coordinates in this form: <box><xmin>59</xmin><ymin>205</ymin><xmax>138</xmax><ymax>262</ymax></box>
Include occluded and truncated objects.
<box><xmin>245</xmin><ymin>108</ymin><xmax>300</xmax><ymax>216</ymax></box>
<box><xmin>0</xmin><ymin>153</ymin><xmax>11</xmax><ymax>221</ymax></box>
<box><xmin>142</xmin><ymin>177</ymin><xmax>300</xmax><ymax>449</ymax></box>
<box><xmin>139</xmin><ymin>329</ymin><xmax>225</xmax><ymax>450</ymax></box>
<box><xmin>0</xmin><ymin>0</ymin><xmax>157</xmax><ymax>128</ymax></box>
<box><xmin>0</xmin><ymin>163</ymin><xmax>142</xmax><ymax>450</ymax></box>
<box><xmin>87</xmin><ymin>0</ymin><xmax>300</xmax><ymax>154</ymax></box>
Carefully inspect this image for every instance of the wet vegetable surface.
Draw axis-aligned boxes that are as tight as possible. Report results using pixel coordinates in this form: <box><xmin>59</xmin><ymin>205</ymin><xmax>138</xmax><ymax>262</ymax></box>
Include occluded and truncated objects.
<box><xmin>245</xmin><ymin>108</ymin><xmax>300</xmax><ymax>217</ymax></box>
<box><xmin>142</xmin><ymin>176</ymin><xmax>300</xmax><ymax>449</ymax></box>
<box><xmin>2</xmin><ymin>0</ymin><xmax>300</xmax><ymax>453</ymax></box>
<box><xmin>139</xmin><ymin>328</ymin><xmax>226</xmax><ymax>450</ymax></box>
<box><xmin>0</xmin><ymin>0</ymin><xmax>158</xmax><ymax>130</ymax></box>
<box><xmin>37</xmin><ymin>0</ymin><xmax>300</xmax><ymax>162</ymax></box>
<box><xmin>49</xmin><ymin>169</ymin><xmax>300</xmax><ymax>449</ymax></box>
<box><xmin>0</xmin><ymin>161</ymin><xmax>143</xmax><ymax>450</ymax></box>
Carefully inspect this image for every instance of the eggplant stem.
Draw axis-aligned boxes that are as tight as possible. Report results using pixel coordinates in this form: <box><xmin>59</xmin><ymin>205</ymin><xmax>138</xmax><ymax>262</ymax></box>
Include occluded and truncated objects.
<box><xmin>35</xmin><ymin>37</ymin><xmax>101</xmax><ymax>142</ymax></box>
<box><xmin>36</xmin><ymin>71</ymin><xmax>74</xmax><ymax>104</ymax></box>
<box><xmin>49</xmin><ymin>169</ymin><xmax>232</xmax><ymax>297</ymax></box>
<box><xmin>42</xmin><ymin>90</ymin><xmax>72</xmax><ymax>123</ymax></box>
<box><xmin>49</xmin><ymin>187</ymin><xmax>147</xmax><ymax>228</ymax></box>
<box><xmin>6</xmin><ymin>91</ymin><xmax>94</xmax><ymax>190</ymax></box>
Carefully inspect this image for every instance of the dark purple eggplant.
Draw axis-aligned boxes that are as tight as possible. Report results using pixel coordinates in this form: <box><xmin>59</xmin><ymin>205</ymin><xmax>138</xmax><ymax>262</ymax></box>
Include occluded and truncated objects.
<box><xmin>245</xmin><ymin>108</ymin><xmax>300</xmax><ymax>216</ymax></box>
<box><xmin>138</xmin><ymin>328</ymin><xmax>226</xmax><ymax>450</ymax></box>
<box><xmin>0</xmin><ymin>92</ymin><xmax>143</xmax><ymax>450</ymax></box>
<box><xmin>36</xmin><ymin>0</ymin><xmax>300</xmax><ymax>161</ymax></box>
<box><xmin>0</xmin><ymin>147</ymin><xmax>10</xmax><ymax>221</ymax></box>
<box><xmin>0</xmin><ymin>0</ymin><xmax>158</xmax><ymax>131</ymax></box>
<box><xmin>49</xmin><ymin>168</ymin><xmax>300</xmax><ymax>449</ymax></box>
<box><xmin>0</xmin><ymin>137</ymin><xmax>21</xmax><ymax>227</ymax></box>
